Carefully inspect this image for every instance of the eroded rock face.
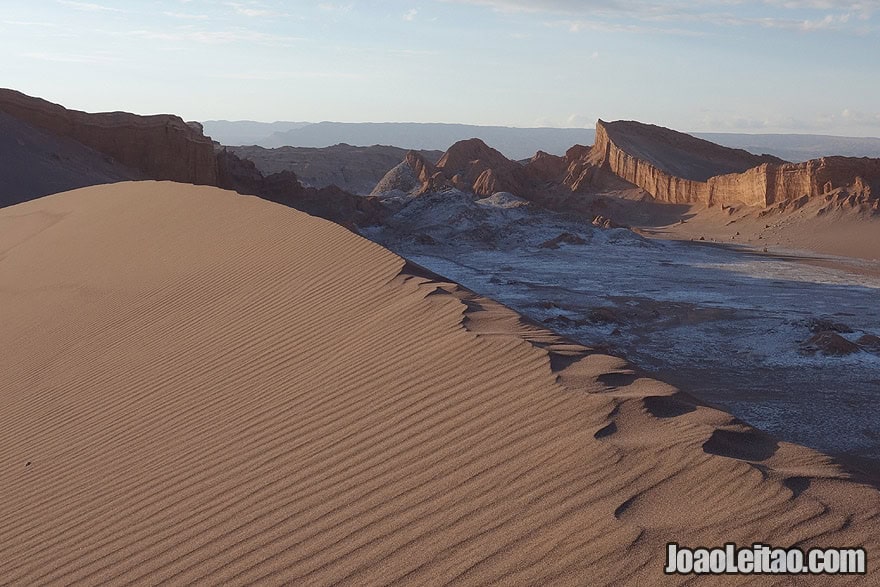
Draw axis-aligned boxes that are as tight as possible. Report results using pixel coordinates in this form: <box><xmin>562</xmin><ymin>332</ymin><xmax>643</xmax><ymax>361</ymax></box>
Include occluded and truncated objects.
<box><xmin>0</xmin><ymin>88</ymin><xmax>218</xmax><ymax>185</ymax></box>
<box><xmin>375</xmin><ymin>138</ymin><xmax>556</xmax><ymax>201</ymax></box>
<box><xmin>370</xmin><ymin>150</ymin><xmax>436</xmax><ymax>198</ymax></box>
<box><xmin>592</xmin><ymin>119</ymin><xmax>880</xmax><ymax>208</ymax></box>
<box><xmin>431</xmin><ymin>138</ymin><xmax>534</xmax><ymax>197</ymax></box>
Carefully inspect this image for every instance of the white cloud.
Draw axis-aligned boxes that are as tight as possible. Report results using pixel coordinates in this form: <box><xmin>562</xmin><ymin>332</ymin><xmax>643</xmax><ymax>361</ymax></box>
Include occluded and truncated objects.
<box><xmin>225</xmin><ymin>2</ymin><xmax>282</xmax><ymax>17</ymax></box>
<box><xmin>56</xmin><ymin>0</ymin><xmax>122</xmax><ymax>12</ymax></box>
<box><xmin>318</xmin><ymin>2</ymin><xmax>355</xmax><ymax>13</ymax></box>
<box><xmin>125</xmin><ymin>28</ymin><xmax>300</xmax><ymax>46</ymax></box>
<box><xmin>207</xmin><ymin>70</ymin><xmax>365</xmax><ymax>80</ymax></box>
<box><xmin>404</xmin><ymin>8</ymin><xmax>419</xmax><ymax>21</ymax></box>
<box><xmin>841</xmin><ymin>108</ymin><xmax>880</xmax><ymax>126</ymax></box>
<box><xmin>163</xmin><ymin>11</ymin><xmax>210</xmax><ymax>20</ymax></box>
<box><xmin>21</xmin><ymin>51</ymin><xmax>119</xmax><ymax>63</ymax></box>
<box><xmin>440</xmin><ymin>0</ymin><xmax>877</xmax><ymax>33</ymax></box>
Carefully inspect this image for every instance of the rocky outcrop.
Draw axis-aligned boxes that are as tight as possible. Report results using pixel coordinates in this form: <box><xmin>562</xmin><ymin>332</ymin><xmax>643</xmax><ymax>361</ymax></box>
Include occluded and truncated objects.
<box><xmin>430</xmin><ymin>138</ymin><xmax>533</xmax><ymax>197</ymax></box>
<box><xmin>230</xmin><ymin>144</ymin><xmax>443</xmax><ymax>195</ymax></box>
<box><xmin>592</xmin><ymin>119</ymin><xmax>880</xmax><ymax>207</ymax></box>
<box><xmin>371</xmin><ymin>151</ymin><xmax>436</xmax><ymax>197</ymax></box>
<box><xmin>0</xmin><ymin>88</ymin><xmax>218</xmax><ymax>185</ymax></box>
<box><xmin>217</xmin><ymin>150</ymin><xmax>386</xmax><ymax>228</ymax></box>
<box><xmin>375</xmin><ymin>138</ymin><xmax>547</xmax><ymax>200</ymax></box>
<box><xmin>524</xmin><ymin>150</ymin><xmax>567</xmax><ymax>182</ymax></box>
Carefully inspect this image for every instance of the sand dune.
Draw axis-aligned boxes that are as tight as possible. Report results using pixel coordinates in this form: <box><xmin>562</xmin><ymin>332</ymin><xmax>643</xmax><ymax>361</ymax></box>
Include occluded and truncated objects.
<box><xmin>1</xmin><ymin>181</ymin><xmax>878</xmax><ymax>585</ymax></box>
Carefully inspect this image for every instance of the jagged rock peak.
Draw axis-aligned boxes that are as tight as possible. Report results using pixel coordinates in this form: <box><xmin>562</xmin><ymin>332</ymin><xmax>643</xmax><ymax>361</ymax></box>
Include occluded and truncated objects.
<box><xmin>436</xmin><ymin>138</ymin><xmax>514</xmax><ymax>175</ymax></box>
<box><xmin>371</xmin><ymin>150</ymin><xmax>436</xmax><ymax>197</ymax></box>
<box><xmin>404</xmin><ymin>150</ymin><xmax>435</xmax><ymax>183</ymax></box>
<box><xmin>525</xmin><ymin>150</ymin><xmax>567</xmax><ymax>182</ymax></box>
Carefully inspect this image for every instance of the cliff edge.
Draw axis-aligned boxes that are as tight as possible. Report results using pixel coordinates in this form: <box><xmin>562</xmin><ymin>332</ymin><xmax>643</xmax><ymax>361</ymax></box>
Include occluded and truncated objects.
<box><xmin>593</xmin><ymin>119</ymin><xmax>880</xmax><ymax>207</ymax></box>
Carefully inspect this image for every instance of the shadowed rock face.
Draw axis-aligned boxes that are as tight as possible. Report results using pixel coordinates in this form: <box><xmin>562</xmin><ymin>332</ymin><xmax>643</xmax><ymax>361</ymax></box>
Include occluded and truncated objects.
<box><xmin>0</xmin><ymin>88</ymin><xmax>218</xmax><ymax>186</ymax></box>
<box><xmin>0</xmin><ymin>111</ymin><xmax>143</xmax><ymax>207</ymax></box>
<box><xmin>216</xmin><ymin>150</ymin><xmax>386</xmax><ymax>228</ymax></box>
<box><xmin>229</xmin><ymin>144</ymin><xmax>443</xmax><ymax>196</ymax></box>
<box><xmin>592</xmin><ymin>119</ymin><xmax>880</xmax><ymax>207</ymax></box>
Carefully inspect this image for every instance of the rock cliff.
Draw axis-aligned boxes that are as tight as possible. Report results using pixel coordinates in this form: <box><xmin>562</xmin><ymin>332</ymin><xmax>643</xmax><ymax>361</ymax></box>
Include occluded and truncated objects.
<box><xmin>0</xmin><ymin>88</ymin><xmax>218</xmax><ymax>185</ymax></box>
<box><xmin>592</xmin><ymin>119</ymin><xmax>880</xmax><ymax>207</ymax></box>
<box><xmin>0</xmin><ymin>111</ymin><xmax>142</xmax><ymax>207</ymax></box>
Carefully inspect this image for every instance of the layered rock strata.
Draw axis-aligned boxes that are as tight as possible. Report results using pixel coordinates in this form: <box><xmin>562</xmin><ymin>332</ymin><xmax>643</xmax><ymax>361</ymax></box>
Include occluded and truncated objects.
<box><xmin>593</xmin><ymin>120</ymin><xmax>880</xmax><ymax>207</ymax></box>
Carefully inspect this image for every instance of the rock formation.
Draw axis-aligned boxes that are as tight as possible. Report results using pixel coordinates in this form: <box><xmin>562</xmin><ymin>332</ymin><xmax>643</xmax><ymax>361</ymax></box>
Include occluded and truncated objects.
<box><xmin>230</xmin><ymin>144</ymin><xmax>443</xmax><ymax>195</ymax></box>
<box><xmin>591</xmin><ymin>119</ymin><xmax>880</xmax><ymax>208</ymax></box>
<box><xmin>430</xmin><ymin>138</ymin><xmax>533</xmax><ymax>197</ymax></box>
<box><xmin>371</xmin><ymin>150</ymin><xmax>436</xmax><ymax>197</ymax></box>
<box><xmin>216</xmin><ymin>149</ymin><xmax>386</xmax><ymax>228</ymax></box>
<box><xmin>0</xmin><ymin>110</ymin><xmax>142</xmax><ymax>207</ymax></box>
<box><xmin>375</xmin><ymin>138</ymin><xmax>557</xmax><ymax>201</ymax></box>
<box><xmin>0</xmin><ymin>88</ymin><xmax>387</xmax><ymax>228</ymax></box>
<box><xmin>0</xmin><ymin>88</ymin><xmax>218</xmax><ymax>185</ymax></box>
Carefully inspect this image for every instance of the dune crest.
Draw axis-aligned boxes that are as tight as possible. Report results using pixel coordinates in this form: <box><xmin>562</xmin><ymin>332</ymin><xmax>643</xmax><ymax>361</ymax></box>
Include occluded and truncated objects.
<box><xmin>0</xmin><ymin>181</ymin><xmax>877</xmax><ymax>585</ymax></box>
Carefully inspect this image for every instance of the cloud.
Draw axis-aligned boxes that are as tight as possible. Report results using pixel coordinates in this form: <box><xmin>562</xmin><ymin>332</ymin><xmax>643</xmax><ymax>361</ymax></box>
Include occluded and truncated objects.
<box><xmin>696</xmin><ymin>107</ymin><xmax>880</xmax><ymax>132</ymax></box>
<box><xmin>318</xmin><ymin>2</ymin><xmax>355</xmax><ymax>13</ymax></box>
<box><xmin>225</xmin><ymin>2</ymin><xmax>280</xmax><ymax>17</ymax></box>
<box><xmin>125</xmin><ymin>28</ymin><xmax>300</xmax><ymax>46</ymax></box>
<box><xmin>404</xmin><ymin>8</ymin><xmax>419</xmax><ymax>21</ymax></box>
<box><xmin>56</xmin><ymin>0</ymin><xmax>122</xmax><ymax>12</ymax></box>
<box><xmin>841</xmin><ymin>107</ymin><xmax>880</xmax><ymax>127</ymax></box>
<box><xmin>206</xmin><ymin>70</ymin><xmax>365</xmax><ymax>80</ymax></box>
<box><xmin>163</xmin><ymin>11</ymin><xmax>210</xmax><ymax>20</ymax></box>
<box><xmin>566</xmin><ymin>113</ymin><xmax>593</xmax><ymax>127</ymax></box>
<box><xmin>2</xmin><ymin>20</ymin><xmax>61</xmax><ymax>27</ymax></box>
<box><xmin>440</xmin><ymin>0</ymin><xmax>877</xmax><ymax>33</ymax></box>
<box><xmin>21</xmin><ymin>51</ymin><xmax>119</xmax><ymax>63</ymax></box>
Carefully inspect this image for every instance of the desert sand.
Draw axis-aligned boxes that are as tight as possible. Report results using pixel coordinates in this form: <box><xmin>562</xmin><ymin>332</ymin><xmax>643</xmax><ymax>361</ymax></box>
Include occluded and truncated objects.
<box><xmin>1</xmin><ymin>181</ymin><xmax>878</xmax><ymax>585</ymax></box>
<box><xmin>642</xmin><ymin>201</ymin><xmax>880</xmax><ymax>263</ymax></box>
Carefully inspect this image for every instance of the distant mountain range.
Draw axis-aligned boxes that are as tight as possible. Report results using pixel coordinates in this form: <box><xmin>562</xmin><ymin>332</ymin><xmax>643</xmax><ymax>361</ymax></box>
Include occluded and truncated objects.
<box><xmin>693</xmin><ymin>132</ymin><xmax>880</xmax><ymax>162</ymax></box>
<box><xmin>202</xmin><ymin>121</ymin><xmax>595</xmax><ymax>160</ymax></box>
<box><xmin>202</xmin><ymin>120</ymin><xmax>880</xmax><ymax>163</ymax></box>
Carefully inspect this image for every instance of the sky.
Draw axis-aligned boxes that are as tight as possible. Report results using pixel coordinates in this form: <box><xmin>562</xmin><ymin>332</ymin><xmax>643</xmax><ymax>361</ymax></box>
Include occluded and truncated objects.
<box><xmin>2</xmin><ymin>0</ymin><xmax>879</xmax><ymax>135</ymax></box>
